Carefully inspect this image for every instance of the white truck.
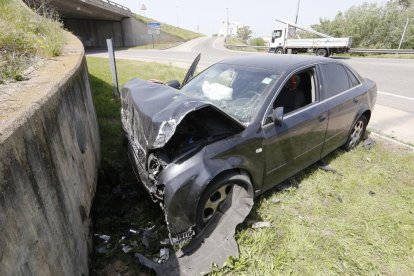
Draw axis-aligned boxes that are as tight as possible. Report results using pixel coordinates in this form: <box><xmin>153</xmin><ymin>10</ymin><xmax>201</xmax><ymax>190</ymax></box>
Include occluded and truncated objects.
<box><xmin>269</xmin><ymin>19</ymin><xmax>352</xmax><ymax>57</ymax></box>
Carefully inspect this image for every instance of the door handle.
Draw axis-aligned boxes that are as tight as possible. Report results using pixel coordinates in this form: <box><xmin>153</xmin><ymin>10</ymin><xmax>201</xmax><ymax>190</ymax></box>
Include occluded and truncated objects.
<box><xmin>319</xmin><ymin>113</ymin><xmax>327</xmax><ymax>122</ymax></box>
<box><xmin>353</xmin><ymin>98</ymin><xmax>359</xmax><ymax>104</ymax></box>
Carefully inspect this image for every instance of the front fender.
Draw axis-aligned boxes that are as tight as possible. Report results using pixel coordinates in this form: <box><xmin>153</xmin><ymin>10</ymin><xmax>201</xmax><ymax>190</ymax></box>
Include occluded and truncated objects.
<box><xmin>160</xmin><ymin>148</ymin><xmax>256</xmax><ymax>236</ymax></box>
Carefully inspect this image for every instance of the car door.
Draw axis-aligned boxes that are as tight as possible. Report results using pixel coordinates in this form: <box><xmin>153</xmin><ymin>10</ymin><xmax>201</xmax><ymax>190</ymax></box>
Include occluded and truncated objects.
<box><xmin>319</xmin><ymin>63</ymin><xmax>362</xmax><ymax>157</ymax></box>
<box><xmin>261</xmin><ymin>67</ymin><xmax>328</xmax><ymax>190</ymax></box>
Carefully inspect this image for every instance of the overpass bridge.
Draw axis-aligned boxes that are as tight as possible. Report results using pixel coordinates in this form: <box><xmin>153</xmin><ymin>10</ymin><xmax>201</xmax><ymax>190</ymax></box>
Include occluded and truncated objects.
<box><xmin>42</xmin><ymin>0</ymin><xmax>183</xmax><ymax>48</ymax></box>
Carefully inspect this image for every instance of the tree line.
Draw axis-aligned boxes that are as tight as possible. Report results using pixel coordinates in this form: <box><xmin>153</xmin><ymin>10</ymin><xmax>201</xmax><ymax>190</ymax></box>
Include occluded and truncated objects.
<box><xmin>311</xmin><ymin>0</ymin><xmax>413</xmax><ymax>49</ymax></box>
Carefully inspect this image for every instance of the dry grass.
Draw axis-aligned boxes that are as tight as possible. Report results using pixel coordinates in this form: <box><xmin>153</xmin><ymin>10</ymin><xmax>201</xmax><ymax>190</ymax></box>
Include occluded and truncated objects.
<box><xmin>0</xmin><ymin>0</ymin><xmax>64</xmax><ymax>81</ymax></box>
<box><xmin>135</xmin><ymin>14</ymin><xmax>203</xmax><ymax>41</ymax></box>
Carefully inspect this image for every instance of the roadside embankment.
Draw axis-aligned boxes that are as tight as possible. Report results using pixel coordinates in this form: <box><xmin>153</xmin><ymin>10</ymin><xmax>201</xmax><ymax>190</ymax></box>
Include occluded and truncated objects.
<box><xmin>0</xmin><ymin>32</ymin><xmax>100</xmax><ymax>275</ymax></box>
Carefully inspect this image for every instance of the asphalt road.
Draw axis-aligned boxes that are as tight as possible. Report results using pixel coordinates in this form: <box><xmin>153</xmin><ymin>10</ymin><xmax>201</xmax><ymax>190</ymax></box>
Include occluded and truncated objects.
<box><xmin>87</xmin><ymin>37</ymin><xmax>414</xmax><ymax>144</ymax></box>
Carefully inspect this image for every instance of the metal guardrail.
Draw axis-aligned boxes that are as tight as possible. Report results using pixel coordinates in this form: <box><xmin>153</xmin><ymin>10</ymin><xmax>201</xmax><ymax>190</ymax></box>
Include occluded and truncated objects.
<box><xmin>226</xmin><ymin>44</ymin><xmax>414</xmax><ymax>54</ymax></box>
<box><xmin>349</xmin><ymin>48</ymin><xmax>414</xmax><ymax>54</ymax></box>
<box><xmin>85</xmin><ymin>0</ymin><xmax>132</xmax><ymax>16</ymax></box>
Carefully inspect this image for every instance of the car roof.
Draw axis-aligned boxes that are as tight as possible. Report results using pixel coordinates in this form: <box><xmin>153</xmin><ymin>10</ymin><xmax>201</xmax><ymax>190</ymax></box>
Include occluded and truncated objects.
<box><xmin>218</xmin><ymin>54</ymin><xmax>336</xmax><ymax>72</ymax></box>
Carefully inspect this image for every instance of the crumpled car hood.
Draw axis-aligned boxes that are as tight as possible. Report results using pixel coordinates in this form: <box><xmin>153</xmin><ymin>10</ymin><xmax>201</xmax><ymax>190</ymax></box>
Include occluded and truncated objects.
<box><xmin>121</xmin><ymin>78</ymin><xmax>245</xmax><ymax>156</ymax></box>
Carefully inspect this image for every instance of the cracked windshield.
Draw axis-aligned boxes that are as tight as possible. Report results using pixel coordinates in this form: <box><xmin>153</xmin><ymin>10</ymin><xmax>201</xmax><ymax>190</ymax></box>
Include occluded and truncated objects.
<box><xmin>181</xmin><ymin>63</ymin><xmax>279</xmax><ymax>125</ymax></box>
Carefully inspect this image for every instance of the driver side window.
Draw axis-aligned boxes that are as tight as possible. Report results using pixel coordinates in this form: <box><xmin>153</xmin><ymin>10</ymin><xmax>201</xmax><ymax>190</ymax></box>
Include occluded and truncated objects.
<box><xmin>273</xmin><ymin>68</ymin><xmax>317</xmax><ymax>115</ymax></box>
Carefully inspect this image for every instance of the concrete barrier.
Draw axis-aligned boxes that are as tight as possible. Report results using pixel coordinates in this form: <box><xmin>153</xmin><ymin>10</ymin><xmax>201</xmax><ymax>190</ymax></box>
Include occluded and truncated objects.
<box><xmin>0</xmin><ymin>32</ymin><xmax>100</xmax><ymax>275</ymax></box>
<box><xmin>62</xmin><ymin>16</ymin><xmax>184</xmax><ymax>48</ymax></box>
<box><xmin>121</xmin><ymin>17</ymin><xmax>184</xmax><ymax>47</ymax></box>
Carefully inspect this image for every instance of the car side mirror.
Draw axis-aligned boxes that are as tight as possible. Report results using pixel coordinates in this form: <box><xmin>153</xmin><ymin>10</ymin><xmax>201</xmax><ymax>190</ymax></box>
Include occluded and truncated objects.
<box><xmin>272</xmin><ymin>106</ymin><xmax>284</xmax><ymax>126</ymax></box>
<box><xmin>165</xmin><ymin>80</ymin><xmax>181</xmax><ymax>89</ymax></box>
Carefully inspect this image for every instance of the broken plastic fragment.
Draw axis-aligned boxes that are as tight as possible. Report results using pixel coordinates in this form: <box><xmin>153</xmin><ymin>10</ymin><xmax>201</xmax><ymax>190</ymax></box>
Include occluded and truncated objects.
<box><xmin>160</xmin><ymin>238</ymin><xmax>170</xmax><ymax>245</ymax></box>
<box><xmin>122</xmin><ymin>245</ymin><xmax>133</xmax><ymax>254</ymax></box>
<box><xmin>158</xmin><ymin>248</ymin><xmax>170</xmax><ymax>263</ymax></box>
<box><xmin>95</xmin><ymin>234</ymin><xmax>110</xmax><ymax>242</ymax></box>
<box><xmin>362</xmin><ymin>138</ymin><xmax>376</xmax><ymax>149</ymax></box>
<box><xmin>129</xmin><ymin>229</ymin><xmax>139</xmax><ymax>234</ymax></box>
<box><xmin>252</xmin><ymin>221</ymin><xmax>271</xmax><ymax>229</ymax></box>
<box><xmin>136</xmin><ymin>185</ymin><xmax>254</xmax><ymax>275</ymax></box>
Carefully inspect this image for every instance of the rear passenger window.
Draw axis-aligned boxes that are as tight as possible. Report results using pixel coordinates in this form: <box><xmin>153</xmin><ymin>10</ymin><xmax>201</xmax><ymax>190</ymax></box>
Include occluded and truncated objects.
<box><xmin>320</xmin><ymin>63</ymin><xmax>351</xmax><ymax>98</ymax></box>
<box><xmin>344</xmin><ymin>66</ymin><xmax>361</xmax><ymax>87</ymax></box>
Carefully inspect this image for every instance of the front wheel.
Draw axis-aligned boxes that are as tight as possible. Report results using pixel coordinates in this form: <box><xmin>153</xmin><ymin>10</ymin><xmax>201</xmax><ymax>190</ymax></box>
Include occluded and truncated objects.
<box><xmin>196</xmin><ymin>173</ymin><xmax>251</xmax><ymax>231</ymax></box>
<box><xmin>344</xmin><ymin>115</ymin><xmax>367</xmax><ymax>151</ymax></box>
<box><xmin>275</xmin><ymin>47</ymin><xmax>284</xmax><ymax>54</ymax></box>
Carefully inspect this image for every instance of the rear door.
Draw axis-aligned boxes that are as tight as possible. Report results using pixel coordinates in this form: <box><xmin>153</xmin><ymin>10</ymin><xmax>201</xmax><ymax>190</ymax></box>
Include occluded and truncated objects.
<box><xmin>319</xmin><ymin>63</ymin><xmax>362</xmax><ymax>157</ymax></box>
<box><xmin>261</xmin><ymin>66</ymin><xmax>328</xmax><ymax>190</ymax></box>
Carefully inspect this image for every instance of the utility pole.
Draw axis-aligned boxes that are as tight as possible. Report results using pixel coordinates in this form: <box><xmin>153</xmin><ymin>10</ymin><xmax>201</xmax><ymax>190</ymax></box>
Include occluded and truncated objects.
<box><xmin>293</xmin><ymin>0</ymin><xmax>301</xmax><ymax>38</ymax></box>
<box><xmin>295</xmin><ymin>0</ymin><xmax>301</xmax><ymax>24</ymax></box>
<box><xmin>397</xmin><ymin>17</ymin><xmax>410</xmax><ymax>56</ymax></box>
<box><xmin>226</xmin><ymin>0</ymin><xmax>230</xmax><ymax>36</ymax></box>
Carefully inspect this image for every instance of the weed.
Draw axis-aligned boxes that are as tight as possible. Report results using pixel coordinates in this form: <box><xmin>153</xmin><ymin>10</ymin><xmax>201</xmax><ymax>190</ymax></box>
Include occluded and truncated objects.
<box><xmin>0</xmin><ymin>0</ymin><xmax>64</xmax><ymax>81</ymax></box>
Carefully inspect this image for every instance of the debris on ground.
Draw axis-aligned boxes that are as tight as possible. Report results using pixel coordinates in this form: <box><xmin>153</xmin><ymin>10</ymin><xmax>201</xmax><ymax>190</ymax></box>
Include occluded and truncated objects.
<box><xmin>251</xmin><ymin>221</ymin><xmax>272</xmax><ymax>229</ymax></box>
<box><xmin>369</xmin><ymin>191</ymin><xmax>376</xmax><ymax>196</ymax></box>
<box><xmin>142</xmin><ymin>226</ymin><xmax>159</xmax><ymax>250</ymax></box>
<box><xmin>122</xmin><ymin>245</ymin><xmax>133</xmax><ymax>254</ymax></box>
<box><xmin>271</xmin><ymin>198</ymin><xmax>281</xmax><ymax>204</ymax></box>
<box><xmin>362</xmin><ymin>138</ymin><xmax>377</xmax><ymax>149</ymax></box>
<box><xmin>94</xmin><ymin>233</ymin><xmax>113</xmax><ymax>254</ymax></box>
<box><xmin>95</xmin><ymin>234</ymin><xmax>111</xmax><ymax>242</ymax></box>
<box><xmin>135</xmin><ymin>185</ymin><xmax>254</xmax><ymax>276</ymax></box>
<box><xmin>156</xmin><ymin>248</ymin><xmax>170</xmax><ymax>263</ymax></box>
<box><xmin>318</xmin><ymin>160</ymin><xmax>343</xmax><ymax>176</ymax></box>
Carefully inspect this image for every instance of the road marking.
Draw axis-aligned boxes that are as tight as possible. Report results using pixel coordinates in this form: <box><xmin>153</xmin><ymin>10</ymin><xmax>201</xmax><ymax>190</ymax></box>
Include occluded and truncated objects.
<box><xmin>378</xmin><ymin>91</ymin><xmax>414</xmax><ymax>101</ymax></box>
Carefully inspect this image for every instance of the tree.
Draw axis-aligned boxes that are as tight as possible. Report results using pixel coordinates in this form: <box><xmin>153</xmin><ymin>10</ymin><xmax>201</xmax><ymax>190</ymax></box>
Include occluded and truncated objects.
<box><xmin>236</xmin><ymin>26</ymin><xmax>252</xmax><ymax>43</ymax></box>
<box><xmin>311</xmin><ymin>1</ymin><xmax>414</xmax><ymax>49</ymax></box>
<box><xmin>249</xmin><ymin>37</ymin><xmax>266</xmax><ymax>46</ymax></box>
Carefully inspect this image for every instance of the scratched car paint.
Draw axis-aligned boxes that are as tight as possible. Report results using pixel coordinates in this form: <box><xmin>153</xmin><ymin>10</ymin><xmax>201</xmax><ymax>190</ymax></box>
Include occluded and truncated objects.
<box><xmin>120</xmin><ymin>54</ymin><xmax>377</xmax><ymax>243</ymax></box>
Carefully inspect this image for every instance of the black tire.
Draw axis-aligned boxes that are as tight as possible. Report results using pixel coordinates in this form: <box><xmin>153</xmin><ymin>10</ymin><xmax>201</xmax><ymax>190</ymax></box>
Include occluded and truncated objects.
<box><xmin>344</xmin><ymin>115</ymin><xmax>368</xmax><ymax>151</ymax></box>
<box><xmin>316</xmin><ymin>48</ymin><xmax>329</xmax><ymax>57</ymax></box>
<box><xmin>196</xmin><ymin>173</ymin><xmax>251</xmax><ymax>231</ymax></box>
<box><xmin>275</xmin><ymin>47</ymin><xmax>284</xmax><ymax>54</ymax></box>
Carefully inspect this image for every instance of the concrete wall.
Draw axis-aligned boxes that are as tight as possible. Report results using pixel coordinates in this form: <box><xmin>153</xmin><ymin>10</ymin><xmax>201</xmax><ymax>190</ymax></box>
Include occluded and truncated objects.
<box><xmin>64</xmin><ymin>19</ymin><xmax>124</xmax><ymax>48</ymax></box>
<box><xmin>0</xmin><ymin>33</ymin><xmax>100</xmax><ymax>275</ymax></box>
<box><xmin>63</xmin><ymin>17</ymin><xmax>184</xmax><ymax>48</ymax></box>
<box><xmin>121</xmin><ymin>17</ymin><xmax>184</xmax><ymax>47</ymax></box>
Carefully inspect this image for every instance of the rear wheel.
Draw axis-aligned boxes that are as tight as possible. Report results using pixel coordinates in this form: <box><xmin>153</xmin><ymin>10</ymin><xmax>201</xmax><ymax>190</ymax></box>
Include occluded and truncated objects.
<box><xmin>196</xmin><ymin>173</ymin><xmax>251</xmax><ymax>230</ymax></box>
<box><xmin>344</xmin><ymin>115</ymin><xmax>367</xmax><ymax>151</ymax></box>
<box><xmin>316</xmin><ymin>48</ymin><xmax>329</xmax><ymax>57</ymax></box>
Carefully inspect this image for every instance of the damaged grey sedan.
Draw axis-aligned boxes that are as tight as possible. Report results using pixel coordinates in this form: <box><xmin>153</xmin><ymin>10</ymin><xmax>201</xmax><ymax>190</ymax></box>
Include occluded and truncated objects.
<box><xmin>121</xmin><ymin>54</ymin><xmax>377</xmax><ymax>243</ymax></box>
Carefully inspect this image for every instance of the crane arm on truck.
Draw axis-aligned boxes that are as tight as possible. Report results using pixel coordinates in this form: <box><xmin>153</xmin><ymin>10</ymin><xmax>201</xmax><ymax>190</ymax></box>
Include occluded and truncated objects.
<box><xmin>274</xmin><ymin>18</ymin><xmax>333</xmax><ymax>38</ymax></box>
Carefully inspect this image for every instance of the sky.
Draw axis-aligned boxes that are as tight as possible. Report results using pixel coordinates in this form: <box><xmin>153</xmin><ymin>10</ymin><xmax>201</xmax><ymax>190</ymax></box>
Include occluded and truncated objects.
<box><xmin>114</xmin><ymin>0</ymin><xmax>384</xmax><ymax>36</ymax></box>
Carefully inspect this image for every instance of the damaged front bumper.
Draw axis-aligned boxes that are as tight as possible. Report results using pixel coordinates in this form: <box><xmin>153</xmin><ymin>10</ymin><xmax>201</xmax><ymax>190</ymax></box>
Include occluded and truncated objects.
<box><xmin>126</xmin><ymin>135</ymin><xmax>204</xmax><ymax>244</ymax></box>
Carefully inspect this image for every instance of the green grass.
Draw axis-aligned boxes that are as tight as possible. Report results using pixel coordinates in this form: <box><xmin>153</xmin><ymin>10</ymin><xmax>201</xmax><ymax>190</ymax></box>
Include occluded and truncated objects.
<box><xmin>225</xmin><ymin>37</ymin><xmax>265</xmax><ymax>52</ymax></box>
<box><xmin>0</xmin><ymin>0</ymin><xmax>64</xmax><ymax>81</ymax></box>
<box><xmin>135</xmin><ymin>15</ymin><xmax>203</xmax><ymax>41</ymax></box>
<box><xmin>212</xmin><ymin>144</ymin><xmax>414</xmax><ymax>275</ymax></box>
<box><xmin>87</xmin><ymin>57</ymin><xmax>414</xmax><ymax>275</ymax></box>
